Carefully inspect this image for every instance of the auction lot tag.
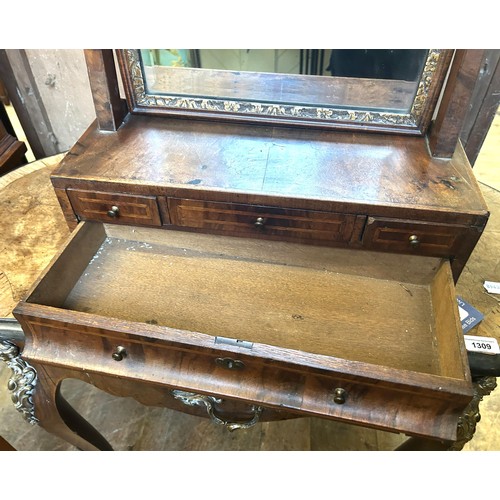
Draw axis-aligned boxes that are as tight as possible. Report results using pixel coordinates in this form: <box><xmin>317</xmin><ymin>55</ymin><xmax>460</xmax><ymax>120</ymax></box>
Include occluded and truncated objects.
<box><xmin>464</xmin><ymin>335</ymin><xmax>500</xmax><ymax>355</ymax></box>
<box><xmin>457</xmin><ymin>297</ymin><xmax>484</xmax><ymax>333</ymax></box>
<box><xmin>484</xmin><ymin>281</ymin><xmax>500</xmax><ymax>294</ymax></box>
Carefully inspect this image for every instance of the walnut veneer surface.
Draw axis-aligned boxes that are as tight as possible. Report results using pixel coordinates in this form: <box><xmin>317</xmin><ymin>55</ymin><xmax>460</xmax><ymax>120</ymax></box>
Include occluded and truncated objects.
<box><xmin>52</xmin><ymin>114</ymin><xmax>487</xmax><ymax>220</ymax></box>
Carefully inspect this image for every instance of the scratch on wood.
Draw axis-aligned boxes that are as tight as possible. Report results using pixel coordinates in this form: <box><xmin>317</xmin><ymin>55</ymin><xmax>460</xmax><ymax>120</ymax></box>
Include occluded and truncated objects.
<box><xmin>399</xmin><ymin>283</ymin><xmax>413</xmax><ymax>296</ymax></box>
<box><xmin>440</xmin><ymin>179</ymin><xmax>456</xmax><ymax>190</ymax></box>
<box><xmin>0</xmin><ymin>271</ymin><xmax>16</xmax><ymax>300</ymax></box>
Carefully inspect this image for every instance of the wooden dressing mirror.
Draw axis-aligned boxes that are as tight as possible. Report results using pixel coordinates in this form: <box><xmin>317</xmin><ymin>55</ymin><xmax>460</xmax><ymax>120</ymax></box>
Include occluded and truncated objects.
<box><xmin>2</xmin><ymin>48</ymin><xmax>491</xmax><ymax>453</ymax></box>
<box><xmin>117</xmin><ymin>49</ymin><xmax>452</xmax><ymax>135</ymax></box>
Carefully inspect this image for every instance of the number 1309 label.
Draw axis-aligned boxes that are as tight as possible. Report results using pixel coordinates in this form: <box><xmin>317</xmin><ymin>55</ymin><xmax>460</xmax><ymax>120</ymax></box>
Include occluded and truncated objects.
<box><xmin>464</xmin><ymin>335</ymin><xmax>500</xmax><ymax>355</ymax></box>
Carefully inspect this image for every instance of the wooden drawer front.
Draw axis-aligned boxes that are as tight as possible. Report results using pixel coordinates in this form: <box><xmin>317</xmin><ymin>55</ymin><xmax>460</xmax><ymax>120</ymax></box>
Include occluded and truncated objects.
<box><xmin>68</xmin><ymin>189</ymin><xmax>161</xmax><ymax>226</ymax></box>
<box><xmin>168</xmin><ymin>198</ymin><xmax>356</xmax><ymax>243</ymax></box>
<box><xmin>362</xmin><ymin>217</ymin><xmax>469</xmax><ymax>257</ymax></box>
<box><xmin>18</xmin><ymin>313</ymin><xmax>470</xmax><ymax>441</ymax></box>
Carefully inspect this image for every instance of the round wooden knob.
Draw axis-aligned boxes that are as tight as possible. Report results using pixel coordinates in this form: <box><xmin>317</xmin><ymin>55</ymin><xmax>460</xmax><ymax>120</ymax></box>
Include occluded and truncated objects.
<box><xmin>112</xmin><ymin>346</ymin><xmax>127</xmax><ymax>361</ymax></box>
<box><xmin>107</xmin><ymin>205</ymin><xmax>120</xmax><ymax>218</ymax></box>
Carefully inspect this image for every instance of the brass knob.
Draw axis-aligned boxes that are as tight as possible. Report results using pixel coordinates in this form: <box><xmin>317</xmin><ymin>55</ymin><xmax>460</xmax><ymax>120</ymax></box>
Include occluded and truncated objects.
<box><xmin>254</xmin><ymin>217</ymin><xmax>266</xmax><ymax>229</ymax></box>
<box><xmin>107</xmin><ymin>205</ymin><xmax>120</xmax><ymax>218</ymax></box>
<box><xmin>333</xmin><ymin>387</ymin><xmax>347</xmax><ymax>405</ymax></box>
<box><xmin>112</xmin><ymin>346</ymin><xmax>127</xmax><ymax>361</ymax></box>
<box><xmin>408</xmin><ymin>234</ymin><xmax>420</xmax><ymax>247</ymax></box>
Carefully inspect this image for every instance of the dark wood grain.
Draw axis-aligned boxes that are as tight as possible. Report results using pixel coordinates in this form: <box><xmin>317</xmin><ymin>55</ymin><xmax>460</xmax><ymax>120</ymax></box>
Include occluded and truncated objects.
<box><xmin>428</xmin><ymin>50</ymin><xmax>485</xmax><ymax>158</ymax></box>
<box><xmin>84</xmin><ymin>50</ymin><xmax>127</xmax><ymax>132</ymax></box>
<box><xmin>0</xmin><ymin>50</ymin><xmax>60</xmax><ymax>159</ymax></box>
<box><xmin>16</xmin><ymin>306</ymin><xmax>472</xmax><ymax>443</ymax></box>
<box><xmin>0</xmin><ymin>120</ymin><xmax>27</xmax><ymax>174</ymax></box>
<box><xmin>53</xmin><ymin>187</ymin><xmax>78</xmax><ymax>230</ymax></box>
<box><xmin>0</xmin><ymin>78</ymin><xmax>9</xmax><ymax>106</ymax></box>
<box><xmin>362</xmin><ymin>217</ymin><xmax>475</xmax><ymax>257</ymax></box>
<box><xmin>27</xmin><ymin>362</ymin><xmax>112</xmax><ymax>451</ymax></box>
<box><xmin>0</xmin><ymin>435</ymin><xmax>15</xmax><ymax>451</ymax></box>
<box><xmin>460</xmin><ymin>50</ymin><xmax>500</xmax><ymax>166</ymax></box>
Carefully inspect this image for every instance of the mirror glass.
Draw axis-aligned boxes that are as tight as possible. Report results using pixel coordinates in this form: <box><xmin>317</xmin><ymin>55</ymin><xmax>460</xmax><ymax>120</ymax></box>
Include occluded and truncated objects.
<box><xmin>119</xmin><ymin>49</ymin><xmax>451</xmax><ymax>134</ymax></box>
<box><xmin>139</xmin><ymin>49</ymin><xmax>429</xmax><ymax>113</ymax></box>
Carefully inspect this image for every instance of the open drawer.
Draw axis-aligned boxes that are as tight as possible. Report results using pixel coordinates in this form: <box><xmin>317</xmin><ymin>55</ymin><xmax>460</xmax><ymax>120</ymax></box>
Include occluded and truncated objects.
<box><xmin>14</xmin><ymin>221</ymin><xmax>473</xmax><ymax>442</ymax></box>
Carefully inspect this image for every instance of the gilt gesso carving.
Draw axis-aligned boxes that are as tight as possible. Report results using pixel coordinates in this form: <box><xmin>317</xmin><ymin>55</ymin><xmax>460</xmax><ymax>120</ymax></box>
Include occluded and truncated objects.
<box><xmin>0</xmin><ymin>340</ymin><xmax>38</xmax><ymax>425</ymax></box>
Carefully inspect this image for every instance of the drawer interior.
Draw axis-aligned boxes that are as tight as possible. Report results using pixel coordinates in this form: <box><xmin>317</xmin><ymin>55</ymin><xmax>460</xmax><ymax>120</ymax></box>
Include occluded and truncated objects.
<box><xmin>25</xmin><ymin>222</ymin><xmax>466</xmax><ymax>379</ymax></box>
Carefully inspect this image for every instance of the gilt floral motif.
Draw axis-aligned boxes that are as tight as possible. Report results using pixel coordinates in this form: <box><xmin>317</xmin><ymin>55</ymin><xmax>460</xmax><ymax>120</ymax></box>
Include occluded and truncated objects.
<box><xmin>0</xmin><ymin>340</ymin><xmax>38</xmax><ymax>425</ymax></box>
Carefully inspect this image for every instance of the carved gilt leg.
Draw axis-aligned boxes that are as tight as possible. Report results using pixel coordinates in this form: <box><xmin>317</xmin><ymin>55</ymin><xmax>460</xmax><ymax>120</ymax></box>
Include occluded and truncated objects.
<box><xmin>1</xmin><ymin>340</ymin><xmax>112</xmax><ymax>450</ymax></box>
<box><xmin>448</xmin><ymin>376</ymin><xmax>497</xmax><ymax>451</ymax></box>
<box><xmin>0</xmin><ymin>340</ymin><xmax>38</xmax><ymax>425</ymax></box>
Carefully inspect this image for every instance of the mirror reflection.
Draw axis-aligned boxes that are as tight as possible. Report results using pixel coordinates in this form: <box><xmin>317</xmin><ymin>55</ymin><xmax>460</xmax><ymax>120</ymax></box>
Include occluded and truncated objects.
<box><xmin>139</xmin><ymin>49</ymin><xmax>429</xmax><ymax>113</ymax></box>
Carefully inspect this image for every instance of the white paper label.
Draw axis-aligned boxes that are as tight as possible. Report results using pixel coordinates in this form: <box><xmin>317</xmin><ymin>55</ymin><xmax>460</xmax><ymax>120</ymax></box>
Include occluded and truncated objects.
<box><xmin>464</xmin><ymin>335</ymin><xmax>500</xmax><ymax>354</ymax></box>
<box><xmin>458</xmin><ymin>305</ymin><xmax>468</xmax><ymax>321</ymax></box>
<box><xmin>484</xmin><ymin>281</ymin><xmax>500</xmax><ymax>294</ymax></box>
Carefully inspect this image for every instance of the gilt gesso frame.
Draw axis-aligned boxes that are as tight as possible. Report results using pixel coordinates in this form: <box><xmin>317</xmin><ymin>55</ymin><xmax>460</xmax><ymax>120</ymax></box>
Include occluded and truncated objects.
<box><xmin>116</xmin><ymin>49</ymin><xmax>453</xmax><ymax>135</ymax></box>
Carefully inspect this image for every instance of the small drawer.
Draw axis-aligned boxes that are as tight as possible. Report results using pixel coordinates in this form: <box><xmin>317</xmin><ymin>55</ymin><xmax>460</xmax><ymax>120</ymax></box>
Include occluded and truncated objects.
<box><xmin>362</xmin><ymin>217</ymin><xmax>471</xmax><ymax>257</ymax></box>
<box><xmin>167</xmin><ymin>198</ymin><xmax>357</xmax><ymax>244</ymax></box>
<box><xmin>67</xmin><ymin>189</ymin><xmax>162</xmax><ymax>226</ymax></box>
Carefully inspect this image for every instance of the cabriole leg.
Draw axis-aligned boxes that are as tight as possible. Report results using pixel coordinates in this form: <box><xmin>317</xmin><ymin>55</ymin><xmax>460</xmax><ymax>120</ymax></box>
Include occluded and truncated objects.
<box><xmin>1</xmin><ymin>340</ymin><xmax>112</xmax><ymax>451</ymax></box>
<box><xmin>31</xmin><ymin>363</ymin><xmax>113</xmax><ymax>451</ymax></box>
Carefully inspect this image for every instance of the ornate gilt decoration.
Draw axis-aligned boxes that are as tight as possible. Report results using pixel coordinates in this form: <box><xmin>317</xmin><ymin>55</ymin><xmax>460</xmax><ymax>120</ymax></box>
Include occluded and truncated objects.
<box><xmin>0</xmin><ymin>340</ymin><xmax>39</xmax><ymax>425</ymax></box>
<box><xmin>449</xmin><ymin>376</ymin><xmax>497</xmax><ymax>451</ymax></box>
<box><xmin>410</xmin><ymin>49</ymin><xmax>441</xmax><ymax>118</ymax></box>
<box><xmin>122</xmin><ymin>49</ymin><xmax>445</xmax><ymax>132</ymax></box>
<box><xmin>172</xmin><ymin>389</ymin><xmax>262</xmax><ymax>431</ymax></box>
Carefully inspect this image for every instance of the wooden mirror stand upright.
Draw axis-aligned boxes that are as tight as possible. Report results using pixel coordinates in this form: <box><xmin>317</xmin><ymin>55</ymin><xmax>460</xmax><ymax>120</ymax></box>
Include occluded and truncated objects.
<box><xmin>3</xmin><ymin>49</ymin><xmax>497</xmax><ymax>451</ymax></box>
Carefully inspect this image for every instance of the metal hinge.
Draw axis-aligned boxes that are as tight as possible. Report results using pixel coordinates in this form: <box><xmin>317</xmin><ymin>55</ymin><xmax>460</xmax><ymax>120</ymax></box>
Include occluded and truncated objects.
<box><xmin>215</xmin><ymin>336</ymin><xmax>253</xmax><ymax>349</ymax></box>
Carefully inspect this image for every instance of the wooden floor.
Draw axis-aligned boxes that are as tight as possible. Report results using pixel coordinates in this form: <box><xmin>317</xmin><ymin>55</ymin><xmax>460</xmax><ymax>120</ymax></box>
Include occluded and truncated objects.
<box><xmin>0</xmin><ymin>114</ymin><xmax>499</xmax><ymax>451</ymax></box>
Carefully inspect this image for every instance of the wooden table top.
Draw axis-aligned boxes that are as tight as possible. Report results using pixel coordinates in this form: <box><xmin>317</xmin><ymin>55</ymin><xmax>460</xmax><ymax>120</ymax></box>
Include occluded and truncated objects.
<box><xmin>0</xmin><ymin>154</ymin><xmax>69</xmax><ymax>317</ymax></box>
